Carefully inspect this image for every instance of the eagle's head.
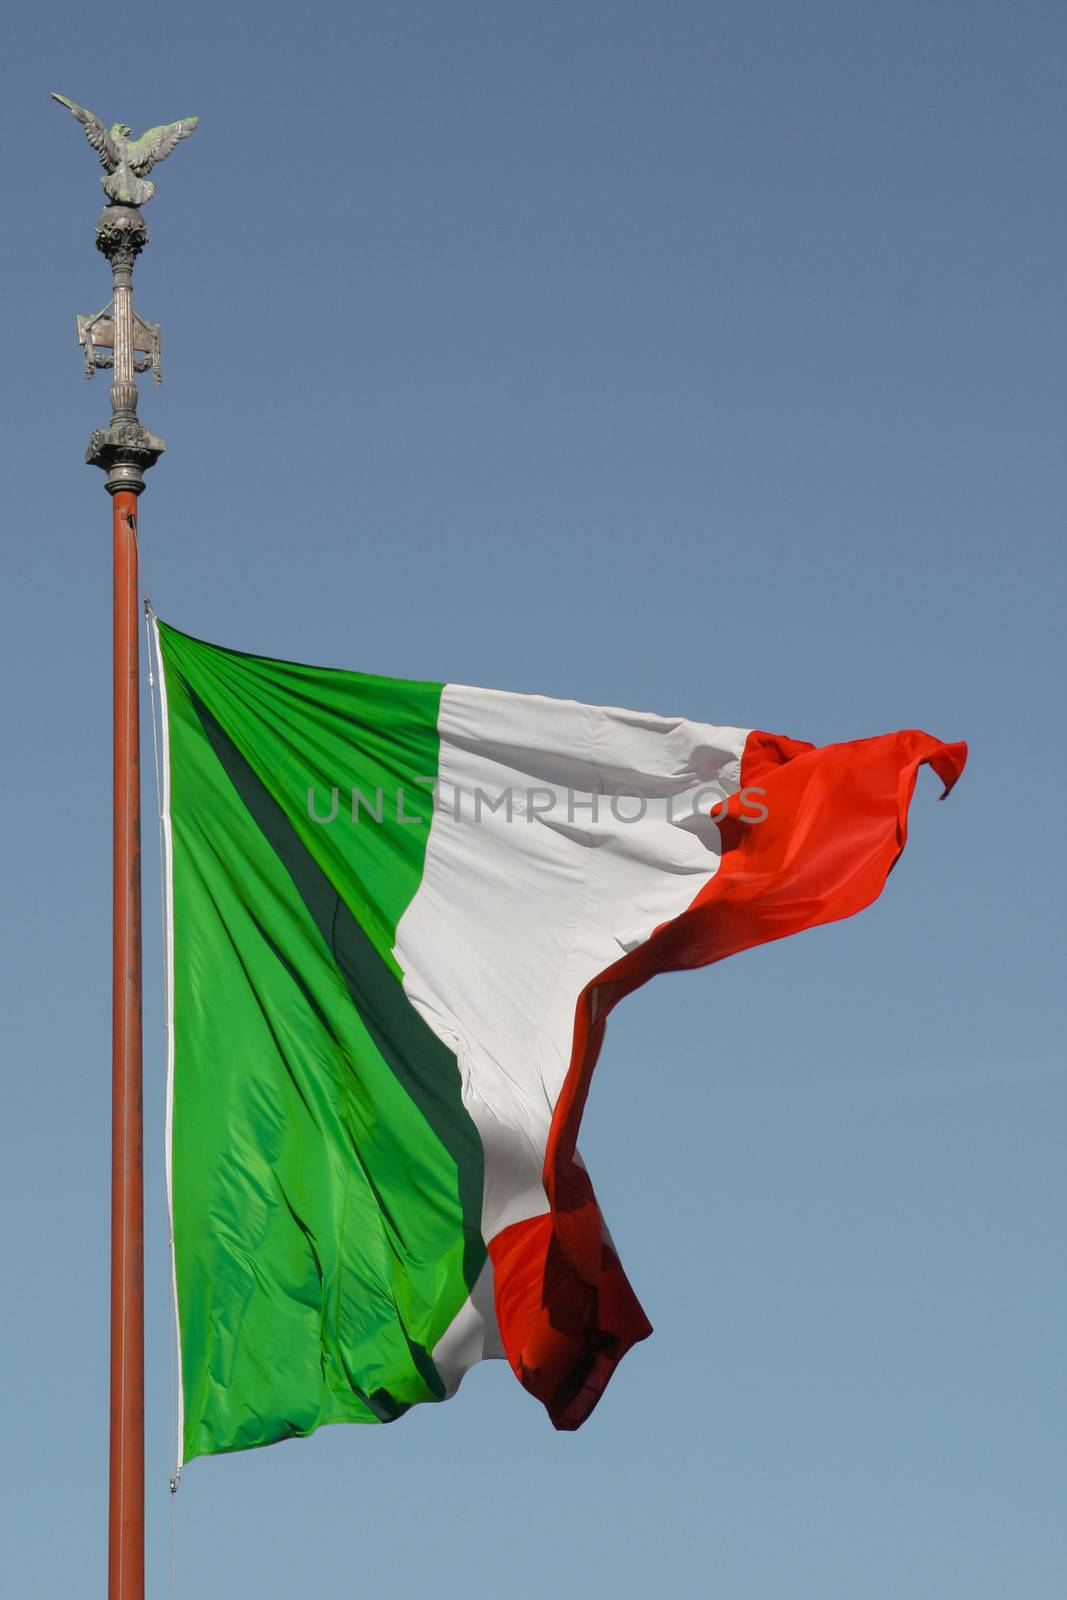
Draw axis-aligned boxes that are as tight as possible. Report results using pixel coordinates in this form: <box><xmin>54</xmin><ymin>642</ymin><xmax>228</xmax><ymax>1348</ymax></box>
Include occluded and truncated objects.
<box><xmin>110</xmin><ymin>122</ymin><xmax>133</xmax><ymax>140</ymax></box>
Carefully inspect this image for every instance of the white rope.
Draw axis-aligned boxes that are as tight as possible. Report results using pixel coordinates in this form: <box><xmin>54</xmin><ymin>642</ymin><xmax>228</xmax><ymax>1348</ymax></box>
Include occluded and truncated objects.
<box><xmin>143</xmin><ymin>594</ymin><xmax>181</xmax><ymax>1600</ymax></box>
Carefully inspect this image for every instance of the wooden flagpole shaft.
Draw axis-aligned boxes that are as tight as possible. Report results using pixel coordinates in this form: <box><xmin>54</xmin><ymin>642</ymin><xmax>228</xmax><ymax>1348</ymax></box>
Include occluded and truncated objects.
<box><xmin>110</xmin><ymin>486</ymin><xmax>145</xmax><ymax>1600</ymax></box>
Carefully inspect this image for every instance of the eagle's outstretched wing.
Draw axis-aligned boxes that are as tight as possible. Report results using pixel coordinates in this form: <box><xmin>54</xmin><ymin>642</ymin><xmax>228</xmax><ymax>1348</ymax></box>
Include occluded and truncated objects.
<box><xmin>52</xmin><ymin>93</ymin><xmax>120</xmax><ymax>171</ymax></box>
<box><xmin>127</xmin><ymin>118</ymin><xmax>199</xmax><ymax>176</ymax></box>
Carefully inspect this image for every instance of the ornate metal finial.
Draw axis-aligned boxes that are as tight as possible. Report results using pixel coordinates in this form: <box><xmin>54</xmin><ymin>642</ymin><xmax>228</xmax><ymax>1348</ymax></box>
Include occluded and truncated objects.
<box><xmin>51</xmin><ymin>94</ymin><xmax>198</xmax><ymax>208</ymax></box>
<box><xmin>53</xmin><ymin>94</ymin><xmax>198</xmax><ymax>494</ymax></box>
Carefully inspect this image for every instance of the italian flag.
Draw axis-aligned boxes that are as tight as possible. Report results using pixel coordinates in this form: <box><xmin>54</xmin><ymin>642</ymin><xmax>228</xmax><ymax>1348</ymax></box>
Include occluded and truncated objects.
<box><xmin>155</xmin><ymin>621</ymin><xmax>965</xmax><ymax>1465</ymax></box>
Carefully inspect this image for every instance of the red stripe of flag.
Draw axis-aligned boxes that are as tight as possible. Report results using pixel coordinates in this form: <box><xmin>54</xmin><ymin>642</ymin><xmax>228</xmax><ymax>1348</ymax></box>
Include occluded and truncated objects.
<box><xmin>491</xmin><ymin>727</ymin><xmax>967</xmax><ymax>1428</ymax></box>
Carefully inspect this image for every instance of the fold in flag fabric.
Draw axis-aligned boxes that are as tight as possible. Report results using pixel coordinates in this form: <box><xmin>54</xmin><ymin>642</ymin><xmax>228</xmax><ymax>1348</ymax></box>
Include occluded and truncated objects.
<box><xmin>155</xmin><ymin>620</ymin><xmax>966</xmax><ymax>1463</ymax></box>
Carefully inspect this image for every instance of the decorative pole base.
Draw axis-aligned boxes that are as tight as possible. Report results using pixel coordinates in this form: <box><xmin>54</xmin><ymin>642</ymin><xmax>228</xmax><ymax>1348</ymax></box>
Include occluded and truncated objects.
<box><xmin>86</xmin><ymin>422</ymin><xmax>165</xmax><ymax>495</ymax></box>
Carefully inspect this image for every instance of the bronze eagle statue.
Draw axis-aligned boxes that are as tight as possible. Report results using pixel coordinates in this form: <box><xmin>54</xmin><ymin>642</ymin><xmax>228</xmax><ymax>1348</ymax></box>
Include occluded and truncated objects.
<box><xmin>52</xmin><ymin>93</ymin><xmax>198</xmax><ymax>207</ymax></box>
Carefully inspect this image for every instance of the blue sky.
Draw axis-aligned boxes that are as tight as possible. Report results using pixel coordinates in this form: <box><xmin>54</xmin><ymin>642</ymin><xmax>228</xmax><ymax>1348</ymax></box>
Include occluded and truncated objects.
<box><xmin>2</xmin><ymin>3</ymin><xmax>1064</xmax><ymax>1595</ymax></box>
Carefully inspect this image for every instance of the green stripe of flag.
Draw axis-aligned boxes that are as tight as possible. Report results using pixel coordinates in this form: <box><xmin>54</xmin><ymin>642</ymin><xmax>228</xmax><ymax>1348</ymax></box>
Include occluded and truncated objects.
<box><xmin>158</xmin><ymin>624</ymin><xmax>485</xmax><ymax>1461</ymax></box>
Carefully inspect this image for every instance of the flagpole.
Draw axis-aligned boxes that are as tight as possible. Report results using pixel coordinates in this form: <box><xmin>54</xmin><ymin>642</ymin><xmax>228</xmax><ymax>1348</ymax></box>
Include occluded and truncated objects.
<box><xmin>56</xmin><ymin>96</ymin><xmax>197</xmax><ymax>1600</ymax></box>
<box><xmin>93</xmin><ymin>201</ymin><xmax>159</xmax><ymax>1600</ymax></box>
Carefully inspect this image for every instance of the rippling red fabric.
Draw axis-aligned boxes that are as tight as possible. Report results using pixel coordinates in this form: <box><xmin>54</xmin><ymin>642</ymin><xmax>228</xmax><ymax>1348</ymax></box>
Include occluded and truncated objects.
<box><xmin>491</xmin><ymin>727</ymin><xmax>967</xmax><ymax>1428</ymax></box>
